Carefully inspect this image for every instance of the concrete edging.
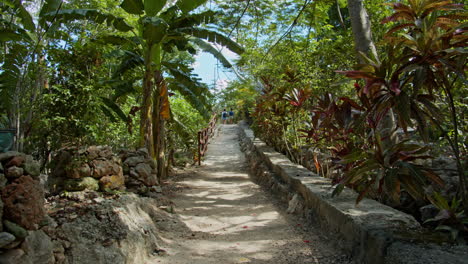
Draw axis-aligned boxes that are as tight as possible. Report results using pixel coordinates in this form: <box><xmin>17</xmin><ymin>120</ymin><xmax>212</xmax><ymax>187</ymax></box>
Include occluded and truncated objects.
<box><xmin>237</xmin><ymin>125</ymin><xmax>468</xmax><ymax>264</ymax></box>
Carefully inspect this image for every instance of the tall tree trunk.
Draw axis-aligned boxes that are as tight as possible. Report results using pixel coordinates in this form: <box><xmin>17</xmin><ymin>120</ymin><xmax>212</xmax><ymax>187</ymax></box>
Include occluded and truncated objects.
<box><xmin>151</xmin><ymin>44</ymin><xmax>167</xmax><ymax>181</ymax></box>
<box><xmin>347</xmin><ymin>0</ymin><xmax>396</xmax><ymax>146</ymax></box>
<box><xmin>347</xmin><ymin>0</ymin><xmax>378</xmax><ymax>62</ymax></box>
<box><xmin>140</xmin><ymin>45</ymin><xmax>154</xmax><ymax>157</ymax></box>
<box><xmin>152</xmin><ymin>70</ymin><xmax>166</xmax><ymax>181</ymax></box>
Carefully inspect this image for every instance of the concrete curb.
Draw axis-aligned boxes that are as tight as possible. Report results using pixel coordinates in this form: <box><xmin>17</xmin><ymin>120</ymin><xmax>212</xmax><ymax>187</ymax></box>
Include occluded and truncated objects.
<box><xmin>237</xmin><ymin>125</ymin><xmax>468</xmax><ymax>264</ymax></box>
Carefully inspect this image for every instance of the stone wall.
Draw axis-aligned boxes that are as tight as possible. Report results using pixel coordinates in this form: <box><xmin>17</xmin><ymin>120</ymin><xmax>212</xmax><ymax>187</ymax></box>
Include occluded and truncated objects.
<box><xmin>238</xmin><ymin>124</ymin><xmax>468</xmax><ymax>264</ymax></box>
<box><xmin>119</xmin><ymin>148</ymin><xmax>158</xmax><ymax>190</ymax></box>
<box><xmin>49</xmin><ymin>146</ymin><xmax>125</xmax><ymax>194</ymax></box>
<box><xmin>0</xmin><ymin>148</ymin><xmax>168</xmax><ymax>264</ymax></box>
<box><xmin>0</xmin><ymin>151</ymin><xmax>53</xmax><ymax>263</ymax></box>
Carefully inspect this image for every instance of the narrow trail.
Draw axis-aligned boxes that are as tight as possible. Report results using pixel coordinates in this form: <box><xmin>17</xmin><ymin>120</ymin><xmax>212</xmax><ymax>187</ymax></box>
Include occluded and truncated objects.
<box><xmin>153</xmin><ymin>124</ymin><xmax>352</xmax><ymax>264</ymax></box>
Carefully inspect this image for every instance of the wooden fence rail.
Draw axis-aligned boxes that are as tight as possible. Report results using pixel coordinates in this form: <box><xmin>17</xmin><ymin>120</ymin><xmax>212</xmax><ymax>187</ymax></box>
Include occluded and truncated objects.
<box><xmin>197</xmin><ymin>115</ymin><xmax>217</xmax><ymax>165</ymax></box>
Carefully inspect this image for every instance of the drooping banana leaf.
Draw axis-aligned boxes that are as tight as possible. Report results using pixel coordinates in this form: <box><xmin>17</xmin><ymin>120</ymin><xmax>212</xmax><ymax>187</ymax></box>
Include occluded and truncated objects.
<box><xmin>42</xmin><ymin>9</ymin><xmax>133</xmax><ymax>32</ymax></box>
<box><xmin>190</xmin><ymin>38</ymin><xmax>232</xmax><ymax>68</ymax></box>
<box><xmin>176</xmin><ymin>27</ymin><xmax>244</xmax><ymax>54</ymax></box>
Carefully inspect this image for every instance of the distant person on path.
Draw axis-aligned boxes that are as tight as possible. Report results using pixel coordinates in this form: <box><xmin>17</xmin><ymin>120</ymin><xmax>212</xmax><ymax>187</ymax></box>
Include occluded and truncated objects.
<box><xmin>228</xmin><ymin>108</ymin><xmax>234</xmax><ymax>124</ymax></box>
<box><xmin>221</xmin><ymin>109</ymin><xmax>228</xmax><ymax>124</ymax></box>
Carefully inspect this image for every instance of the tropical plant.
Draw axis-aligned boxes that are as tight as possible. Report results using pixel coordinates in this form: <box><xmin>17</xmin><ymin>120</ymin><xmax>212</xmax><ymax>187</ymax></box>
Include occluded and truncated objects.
<box><xmin>46</xmin><ymin>0</ymin><xmax>244</xmax><ymax>179</ymax></box>
<box><xmin>337</xmin><ymin>0</ymin><xmax>467</xmax><ymax>206</ymax></box>
<box><xmin>425</xmin><ymin>192</ymin><xmax>468</xmax><ymax>241</ymax></box>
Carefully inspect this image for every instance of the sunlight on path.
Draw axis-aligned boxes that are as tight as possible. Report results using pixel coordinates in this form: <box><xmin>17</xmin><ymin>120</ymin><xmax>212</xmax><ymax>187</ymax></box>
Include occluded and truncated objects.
<box><xmin>152</xmin><ymin>124</ymin><xmax>347</xmax><ymax>264</ymax></box>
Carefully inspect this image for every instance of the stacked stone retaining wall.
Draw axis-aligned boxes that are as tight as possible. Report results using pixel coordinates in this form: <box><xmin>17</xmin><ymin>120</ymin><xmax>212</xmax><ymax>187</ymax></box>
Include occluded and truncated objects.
<box><xmin>238</xmin><ymin>124</ymin><xmax>468</xmax><ymax>264</ymax></box>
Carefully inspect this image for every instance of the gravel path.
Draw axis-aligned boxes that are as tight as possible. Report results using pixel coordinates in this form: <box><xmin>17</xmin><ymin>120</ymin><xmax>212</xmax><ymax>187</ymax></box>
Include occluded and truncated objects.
<box><xmin>153</xmin><ymin>124</ymin><xmax>353</xmax><ymax>264</ymax></box>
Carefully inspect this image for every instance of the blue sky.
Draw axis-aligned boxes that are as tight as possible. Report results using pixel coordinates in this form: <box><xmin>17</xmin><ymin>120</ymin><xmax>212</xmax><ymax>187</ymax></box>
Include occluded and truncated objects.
<box><xmin>192</xmin><ymin>47</ymin><xmax>238</xmax><ymax>92</ymax></box>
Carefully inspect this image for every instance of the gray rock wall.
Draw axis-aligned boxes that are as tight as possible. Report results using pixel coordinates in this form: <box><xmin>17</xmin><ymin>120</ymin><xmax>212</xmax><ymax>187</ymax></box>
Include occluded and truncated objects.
<box><xmin>238</xmin><ymin>125</ymin><xmax>468</xmax><ymax>264</ymax></box>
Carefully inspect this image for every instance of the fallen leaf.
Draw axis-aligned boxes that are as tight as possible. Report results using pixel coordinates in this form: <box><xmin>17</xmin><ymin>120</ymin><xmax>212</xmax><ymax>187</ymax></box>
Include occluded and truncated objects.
<box><xmin>303</xmin><ymin>240</ymin><xmax>310</xmax><ymax>243</ymax></box>
<box><xmin>242</xmin><ymin>226</ymin><xmax>248</xmax><ymax>229</ymax></box>
<box><xmin>238</xmin><ymin>257</ymin><xmax>251</xmax><ymax>263</ymax></box>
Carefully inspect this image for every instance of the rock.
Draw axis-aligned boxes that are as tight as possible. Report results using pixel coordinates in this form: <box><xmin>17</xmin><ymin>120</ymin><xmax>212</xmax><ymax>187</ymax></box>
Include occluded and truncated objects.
<box><xmin>22</xmin><ymin>156</ymin><xmax>40</xmax><ymax>178</ymax></box>
<box><xmin>39</xmin><ymin>215</ymin><xmax>58</xmax><ymax>229</ymax></box>
<box><xmin>0</xmin><ymin>174</ymin><xmax>6</xmax><ymax>189</ymax></box>
<box><xmin>0</xmin><ymin>151</ymin><xmax>23</xmax><ymax>162</ymax></box>
<box><xmin>20</xmin><ymin>230</ymin><xmax>54</xmax><ymax>264</ymax></box>
<box><xmin>137</xmin><ymin>148</ymin><xmax>149</xmax><ymax>157</ymax></box>
<box><xmin>125</xmin><ymin>176</ymin><xmax>141</xmax><ymax>188</ymax></box>
<box><xmin>91</xmin><ymin>160</ymin><xmax>118</xmax><ymax>178</ymax></box>
<box><xmin>420</xmin><ymin>204</ymin><xmax>439</xmax><ymax>223</ymax></box>
<box><xmin>100</xmin><ymin>147</ymin><xmax>113</xmax><ymax>159</ymax></box>
<box><xmin>78</xmin><ymin>163</ymin><xmax>92</xmax><ymax>178</ymax></box>
<box><xmin>286</xmin><ymin>194</ymin><xmax>304</xmax><ymax>214</ymax></box>
<box><xmin>0</xmin><ymin>232</ymin><xmax>15</xmax><ymax>248</ymax></box>
<box><xmin>66</xmin><ymin>162</ymin><xmax>91</xmax><ymax>179</ymax></box>
<box><xmin>135</xmin><ymin>163</ymin><xmax>157</xmax><ymax>186</ymax></box>
<box><xmin>0</xmin><ymin>198</ymin><xmax>2</xmax><ymax>231</ymax></box>
<box><xmin>87</xmin><ymin>146</ymin><xmax>100</xmax><ymax>160</ymax></box>
<box><xmin>63</xmin><ymin>177</ymin><xmax>99</xmax><ymax>192</ymax></box>
<box><xmin>2</xmin><ymin>239</ymin><xmax>22</xmax><ymax>249</ymax></box>
<box><xmin>3</xmin><ymin>220</ymin><xmax>28</xmax><ymax>239</ymax></box>
<box><xmin>99</xmin><ymin>174</ymin><xmax>125</xmax><ymax>192</ymax></box>
<box><xmin>129</xmin><ymin>168</ymin><xmax>139</xmax><ymax>178</ymax></box>
<box><xmin>54</xmin><ymin>252</ymin><xmax>67</xmax><ymax>264</ymax></box>
<box><xmin>54</xmin><ymin>193</ymin><xmax>161</xmax><ymax>264</ymax></box>
<box><xmin>5</xmin><ymin>166</ymin><xmax>24</xmax><ymax>178</ymax></box>
<box><xmin>1</xmin><ymin>176</ymin><xmax>45</xmax><ymax>230</ymax></box>
<box><xmin>123</xmin><ymin>163</ymin><xmax>130</xmax><ymax>174</ymax></box>
<box><xmin>124</xmin><ymin>156</ymin><xmax>146</xmax><ymax>167</ymax></box>
<box><xmin>5</xmin><ymin>156</ymin><xmax>24</xmax><ymax>168</ymax></box>
<box><xmin>0</xmin><ymin>248</ymin><xmax>25</xmax><ymax>263</ymax></box>
<box><xmin>150</xmin><ymin>186</ymin><xmax>162</xmax><ymax>193</ymax></box>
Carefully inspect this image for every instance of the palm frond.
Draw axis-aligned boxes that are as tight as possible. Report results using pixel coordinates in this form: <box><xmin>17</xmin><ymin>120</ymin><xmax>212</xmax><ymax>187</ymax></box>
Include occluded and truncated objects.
<box><xmin>190</xmin><ymin>38</ymin><xmax>232</xmax><ymax>68</ymax></box>
<box><xmin>43</xmin><ymin>9</ymin><xmax>133</xmax><ymax>32</ymax></box>
<box><xmin>176</xmin><ymin>27</ymin><xmax>244</xmax><ymax>54</ymax></box>
<box><xmin>168</xmin><ymin>82</ymin><xmax>210</xmax><ymax>118</ymax></box>
<box><xmin>112</xmin><ymin>51</ymin><xmax>144</xmax><ymax>78</ymax></box>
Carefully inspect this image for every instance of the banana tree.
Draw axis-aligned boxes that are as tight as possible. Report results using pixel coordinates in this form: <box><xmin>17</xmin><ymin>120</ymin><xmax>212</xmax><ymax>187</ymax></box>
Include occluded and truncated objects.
<box><xmin>46</xmin><ymin>0</ymin><xmax>244</xmax><ymax>179</ymax></box>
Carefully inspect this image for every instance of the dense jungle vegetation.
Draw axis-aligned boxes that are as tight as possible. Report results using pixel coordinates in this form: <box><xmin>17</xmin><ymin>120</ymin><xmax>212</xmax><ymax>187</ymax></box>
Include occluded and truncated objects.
<box><xmin>1</xmin><ymin>0</ymin><xmax>467</xmax><ymax>240</ymax></box>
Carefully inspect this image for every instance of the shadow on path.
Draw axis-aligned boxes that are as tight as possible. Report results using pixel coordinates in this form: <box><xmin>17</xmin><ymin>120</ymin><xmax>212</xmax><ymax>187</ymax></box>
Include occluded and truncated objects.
<box><xmin>152</xmin><ymin>124</ymin><xmax>352</xmax><ymax>264</ymax></box>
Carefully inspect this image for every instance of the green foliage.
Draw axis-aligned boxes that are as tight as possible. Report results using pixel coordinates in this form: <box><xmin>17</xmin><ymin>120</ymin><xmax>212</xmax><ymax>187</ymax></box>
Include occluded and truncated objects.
<box><xmin>425</xmin><ymin>192</ymin><xmax>468</xmax><ymax>241</ymax></box>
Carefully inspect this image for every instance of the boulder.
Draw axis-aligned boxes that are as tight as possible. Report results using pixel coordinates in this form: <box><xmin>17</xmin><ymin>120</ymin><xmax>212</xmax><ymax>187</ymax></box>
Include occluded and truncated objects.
<box><xmin>3</xmin><ymin>220</ymin><xmax>28</xmax><ymax>239</ymax></box>
<box><xmin>22</xmin><ymin>156</ymin><xmax>40</xmax><ymax>178</ymax></box>
<box><xmin>5</xmin><ymin>156</ymin><xmax>24</xmax><ymax>168</ymax></box>
<box><xmin>98</xmin><ymin>146</ymin><xmax>113</xmax><ymax>159</ymax></box>
<box><xmin>1</xmin><ymin>176</ymin><xmax>45</xmax><ymax>230</ymax></box>
<box><xmin>52</xmin><ymin>193</ymin><xmax>162</xmax><ymax>264</ymax></box>
<box><xmin>86</xmin><ymin>146</ymin><xmax>100</xmax><ymax>160</ymax></box>
<box><xmin>66</xmin><ymin>162</ymin><xmax>91</xmax><ymax>179</ymax></box>
<box><xmin>0</xmin><ymin>174</ymin><xmax>5</xmax><ymax>189</ymax></box>
<box><xmin>0</xmin><ymin>151</ymin><xmax>23</xmax><ymax>162</ymax></box>
<box><xmin>0</xmin><ymin>248</ymin><xmax>25</xmax><ymax>263</ymax></box>
<box><xmin>5</xmin><ymin>166</ymin><xmax>23</xmax><ymax>178</ymax></box>
<box><xmin>135</xmin><ymin>163</ymin><xmax>157</xmax><ymax>186</ymax></box>
<box><xmin>63</xmin><ymin>177</ymin><xmax>99</xmax><ymax>192</ymax></box>
<box><xmin>124</xmin><ymin>156</ymin><xmax>146</xmax><ymax>167</ymax></box>
<box><xmin>99</xmin><ymin>173</ymin><xmax>125</xmax><ymax>192</ymax></box>
<box><xmin>137</xmin><ymin>148</ymin><xmax>149</xmax><ymax>157</ymax></box>
<box><xmin>91</xmin><ymin>160</ymin><xmax>118</xmax><ymax>178</ymax></box>
<box><xmin>19</xmin><ymin>230</ymin><xmax>54</xmax><ymax>264</ymax></box>
<box><xmin>0</xmin><ymin>232</ymin><xmax>15</xmax><ymax>248</ymax></box>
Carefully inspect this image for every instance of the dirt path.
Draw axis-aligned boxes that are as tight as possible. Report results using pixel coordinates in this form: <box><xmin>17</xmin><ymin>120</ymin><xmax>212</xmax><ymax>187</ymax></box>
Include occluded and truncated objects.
<box><xmin>153</xmin><ymin>124</ymin><xmax>352</xmax><ymax>264</ymax></box>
